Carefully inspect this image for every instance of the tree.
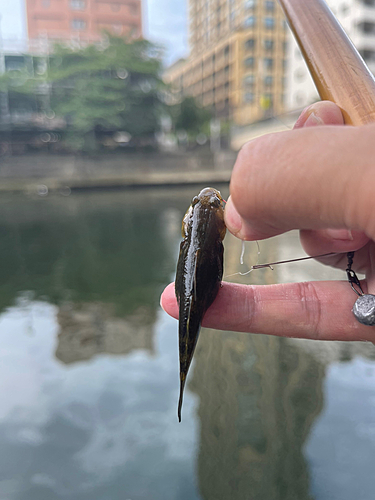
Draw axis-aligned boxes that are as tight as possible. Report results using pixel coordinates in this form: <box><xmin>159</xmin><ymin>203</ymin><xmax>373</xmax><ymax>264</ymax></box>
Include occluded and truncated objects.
<box><xmin>47</xmin><ymin>36</ymin><xmax>165</xmax><ymax>152</ymax></box>
<box><xmin>171</xmin><ymin>96</ymin><xmax>212</xmax><ymax>139</ymax></box>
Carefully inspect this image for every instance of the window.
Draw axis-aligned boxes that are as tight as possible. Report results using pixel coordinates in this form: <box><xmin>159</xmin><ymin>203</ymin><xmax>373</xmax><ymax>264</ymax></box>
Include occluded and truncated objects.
<box><xmin>341</xmin><ymin>3</ymin><xmax>350</xmax><ymax>15</ymax></box>
<box><xmin>70</xmin><ymin>0</ymin><xmax>85</xmax><ymax>9</ymax></box>
<box><xmin>244</xmin><ymin>16</ymin><xmax>256</xmax><ymax>28</ymax></box>
<box><xmin>283</xmin><ymin>41</ymin><xmax>288</xmax><ymax>53</ymax></box>
<box><xmin>265</xmin><ymin>1</ymin><xmax>274</xmax><ymax>11</ymax></box>
<box><xmin>264</xmin><ymin>39</ymin><xmax>274</xmax><ymax>51</ymax></box>
<box><xmin>264</xmin><ymin>58</ymin><xmax>273</xmax><ymax>70</ymax></box>
<box><xmin>294</xmin><ymin>69</ymin><xmax>306</xmax><ymax>81</ymax></box>
<box><xmin>5</xmin><ymin>56</ymin><xmax>26</xmax><ymax>72</ymax></box>
<box><xmin>361</xmin><ymin>49</ymin><xmax>375</xmax><ymax>61</ymax></box>
<box><xmin>245</xmin><ymin>38</ymin><xmax>255</xmax><ymax>50</ymax></box>
<box><xmin>224</xmin><ymin>45</ymin><xmax>230</xmax><ymax>56</ymax></box>
<box><xmin>244</xmin><ymin>0</ymin><xmax>256</xmax><ymax>8</ymax></box>
<box><xmin>71</xmin><ymin>18</ymin><xmax>86</xmax><ymax>30</ymax></box>
<box><xmin>243</xmin><ymin>75</ymin><xmax>255</xmax><ymax>87</ymax></box>
<box><xmin>359</xmin><ymin>21</ymin><xmax>375</xmax><ymax>34</ymax></box>
<box><xmin>264</xmin><ymin>17</ymin><xmax>275</xmax><ymax>29</ymax></box>
<box><xmin>35</xmin><ymin>60</ymin><xmax>47</xmax><ymax>75</ymax></box>
<box><xmin>244</xmin><ymin>57</ymin><xmax>255</xmax><ymax>68</ymax></box>
<box><xmin>244</xmin><ymin>92</ymin><xmax>254</xmax><ymax>104</ymax></box>
<box><xmin>363</xmin><ymin>0</ymin><xmax>375</xmax><ymax>6</ymax></box>
<box><xmin>264</xmin><ymin>75</ymin><xmax>273</xmax><ymax>86</ymax></box>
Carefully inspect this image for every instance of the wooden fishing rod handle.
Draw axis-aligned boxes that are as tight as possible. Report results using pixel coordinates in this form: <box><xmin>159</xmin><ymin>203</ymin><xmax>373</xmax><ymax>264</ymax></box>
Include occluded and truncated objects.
<box><xmin>278</xmin><ymin>0</ymin><xmax>375</xmax><ymax>125</ymax></box>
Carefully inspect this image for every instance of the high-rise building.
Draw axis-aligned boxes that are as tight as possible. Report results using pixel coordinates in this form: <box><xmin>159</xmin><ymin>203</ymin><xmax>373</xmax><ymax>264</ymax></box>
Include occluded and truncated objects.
<box><xmin>25</xmin><ymin>0</ymin><xmax>142</xmax><ymax>45</ymax></box>
<box><xmin>286</xmin><ymin>0</ymin><xmax>375</xmax><ymax>110</ymax></box>
<box><xmin>164</xmin><ymin>0</ymin><xmax>289</xmax><ymax>126</ymax></box>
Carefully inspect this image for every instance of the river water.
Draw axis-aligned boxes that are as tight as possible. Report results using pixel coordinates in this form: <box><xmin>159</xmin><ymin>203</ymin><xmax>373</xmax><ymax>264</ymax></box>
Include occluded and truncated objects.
<box><xmin>0</xmin><ymin>186</ymin><xmax>374</xmax><ymax>500</ymax></box>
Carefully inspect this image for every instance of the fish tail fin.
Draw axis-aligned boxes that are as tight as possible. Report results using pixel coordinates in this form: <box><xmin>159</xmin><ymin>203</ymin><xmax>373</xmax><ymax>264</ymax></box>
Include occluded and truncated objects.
<box><xmin>177</xmin><ymin>376</ymin><xmax>186</xmax><ymax>423</ymax></box>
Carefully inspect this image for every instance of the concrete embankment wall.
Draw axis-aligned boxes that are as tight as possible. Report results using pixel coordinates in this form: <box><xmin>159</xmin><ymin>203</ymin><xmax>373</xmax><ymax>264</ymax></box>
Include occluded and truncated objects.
<box><xmin>0</xmin><ymin>150</ymin><xmax>237</xmax><ymax>192</ymax></box>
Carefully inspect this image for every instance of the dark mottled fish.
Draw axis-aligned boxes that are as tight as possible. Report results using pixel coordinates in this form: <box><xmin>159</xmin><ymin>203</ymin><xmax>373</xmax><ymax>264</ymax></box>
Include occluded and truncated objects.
<box><xmin>175</xmin><ymin>187</ymin><xmax>226</xmax><ymax>422</ymax></box>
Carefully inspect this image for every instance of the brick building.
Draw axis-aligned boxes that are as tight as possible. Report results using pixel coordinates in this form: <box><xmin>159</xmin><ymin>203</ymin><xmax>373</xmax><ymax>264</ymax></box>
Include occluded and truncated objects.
<box><xmin>25</xmin><ymin>0</ymin><xmax>142</xmax><ymax>44</ymax></box>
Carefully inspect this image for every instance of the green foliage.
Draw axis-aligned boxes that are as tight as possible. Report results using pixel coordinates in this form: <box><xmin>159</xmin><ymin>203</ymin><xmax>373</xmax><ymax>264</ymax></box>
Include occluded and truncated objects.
<box><xmin>0</xmin><ymin>37</ymin><xmax>220</xmax><ymax>152</ymax></box>
<box><xmin>171</xmin><ymin>96</ymin><xmax>212</xmax><ymax>137</ymax></box>
<box><xmin>47</xmin><ymin>36</ymin><xmax>165</xmax><ymax>151</ymax></box>
<box><xmin>0</xmin><ymin>36</ymin><xmax>165</xmax><ymax>152</ymax></box>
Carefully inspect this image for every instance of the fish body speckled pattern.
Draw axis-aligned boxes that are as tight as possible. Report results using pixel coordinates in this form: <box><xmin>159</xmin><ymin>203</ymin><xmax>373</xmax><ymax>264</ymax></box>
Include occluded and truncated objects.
<box><xmin>175</xmin><ymin>188</ymin><xmax>226</xmax><ymax>422</ymax></box>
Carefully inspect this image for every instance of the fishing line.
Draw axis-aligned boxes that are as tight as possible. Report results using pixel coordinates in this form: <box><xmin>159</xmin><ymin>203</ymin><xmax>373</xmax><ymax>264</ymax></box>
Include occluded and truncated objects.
<box><xmin>240</xmin><ymin>241</ymin><xmax>245</xmax><ymax>265</ymax></box>
<box><xmin>225</xmin><ymin>251</ymin><xmax>337</xmax><ymax>279</ymax></box>
<box><xmin>251</xmin><ymin>252</ymin><xmax>336</xmax><ymax>270</ymax></box>
<box><xmin>226</xmin><ymin>240</ymin><xmax>261</xmax><ymax>278</ymax></box>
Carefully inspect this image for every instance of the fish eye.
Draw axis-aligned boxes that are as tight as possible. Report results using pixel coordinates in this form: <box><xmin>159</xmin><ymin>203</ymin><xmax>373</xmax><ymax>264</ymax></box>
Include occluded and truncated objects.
<box><xmin>192</xmin><ymin>196</ymin><xmax>199</xmax><ymax>205</ymax></box>
<box><xmin>210</xmin><ymin>196</ymin><xmax>220</xmax><ymax>207</ymax></box>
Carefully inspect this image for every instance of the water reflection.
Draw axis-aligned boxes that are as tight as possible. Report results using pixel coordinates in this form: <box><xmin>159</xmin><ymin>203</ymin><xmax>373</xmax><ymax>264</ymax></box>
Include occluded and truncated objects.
<box><xmin>0</xmin><ymin>190</ymin><xmax>180</xmax><ymax>317</ymax></box>
<box><xmin>0</xmin><ymin>302</ymin><xmax>201</xmax><ymax>500</ymax></box>
<box><xmin>0</xmin><ymin>188</ymin><xmax>374</xmax><ymax>499</ymax></box>
<box><xmin>56</xmin><ymin>303</ymin><xmax>155</xmax><ymax>364</ymax></box>
<box><xmin>191</xmin><ymin>235</ymin><xmax>324</xmax><ymax>500</ymax></box>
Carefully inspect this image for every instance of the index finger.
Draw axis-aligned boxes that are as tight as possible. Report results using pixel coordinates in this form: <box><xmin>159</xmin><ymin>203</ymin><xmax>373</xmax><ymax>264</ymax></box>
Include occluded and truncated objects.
<box><xmin>225</xmin><ymin>122</ymin><xmax>375</xmax><ymax>242</ymax></box>
<box><xmin>161</xmin><ymin>281</ymin><xmax>375</xmax><ymax>342</ymax></box>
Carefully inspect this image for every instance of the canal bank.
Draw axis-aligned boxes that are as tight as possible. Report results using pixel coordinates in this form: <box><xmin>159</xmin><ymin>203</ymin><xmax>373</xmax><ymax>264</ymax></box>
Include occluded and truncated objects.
<box><xmin>0</xmin><ymin>150</ymin><xmax>237</xmax><ymax>193</ymax></box>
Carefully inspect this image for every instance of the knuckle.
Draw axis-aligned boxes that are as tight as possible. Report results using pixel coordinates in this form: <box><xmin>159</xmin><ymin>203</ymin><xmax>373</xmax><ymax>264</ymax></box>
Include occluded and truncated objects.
<box><xmin>295</xmin><ymin>282</ymin><xmax>322</xmax><ymax>339</ymax></box>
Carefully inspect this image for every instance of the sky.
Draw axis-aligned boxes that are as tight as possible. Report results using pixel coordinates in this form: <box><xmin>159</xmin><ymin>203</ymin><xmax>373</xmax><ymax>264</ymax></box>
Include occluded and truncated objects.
<box><xmin>0</xmin><ymin>0</ymin><xmax>188</xmax><ymax>65</ymax></box>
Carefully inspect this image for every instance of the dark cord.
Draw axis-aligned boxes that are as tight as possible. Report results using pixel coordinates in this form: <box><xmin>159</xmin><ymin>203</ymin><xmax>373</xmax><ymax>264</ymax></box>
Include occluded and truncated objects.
<box><xmin>346</xmin><ymin>251</ymin><xmax>364</xmax><ymax>296</ymax></box>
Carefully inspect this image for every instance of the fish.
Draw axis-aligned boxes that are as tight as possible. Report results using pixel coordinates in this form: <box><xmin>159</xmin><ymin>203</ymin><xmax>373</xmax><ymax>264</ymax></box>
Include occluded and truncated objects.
<box><xmin>175</xmin><ymin>187</ymin><xmax>226</xmax><ymax>422</ymax></box>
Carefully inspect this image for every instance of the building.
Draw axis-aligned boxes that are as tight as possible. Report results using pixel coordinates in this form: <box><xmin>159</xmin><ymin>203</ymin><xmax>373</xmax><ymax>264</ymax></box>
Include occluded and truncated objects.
<box><xmin>25</xmin><ymin>0</ymin><xmax>142</xmax><ymax>46</ymax></box>
<box><xmin>164</xmin><ymin>0</ymin><xmax>289</xmax><ymax>127</ymax></box>
<box><xmin>286</xmin><ymin>0</ymin><xmax>375</xmax><ymax>110</ymax></box>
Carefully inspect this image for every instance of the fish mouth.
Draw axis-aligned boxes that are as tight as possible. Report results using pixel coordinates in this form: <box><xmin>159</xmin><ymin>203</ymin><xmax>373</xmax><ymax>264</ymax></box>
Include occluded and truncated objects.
<box><xmin>197</xmin><ymin>187</ymin><xmax>223</xmax><ymax>207</ymax></box>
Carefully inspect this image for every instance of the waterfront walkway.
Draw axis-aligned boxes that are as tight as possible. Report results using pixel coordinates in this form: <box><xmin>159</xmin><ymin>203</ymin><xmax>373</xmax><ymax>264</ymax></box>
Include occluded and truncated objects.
<box><xmin>0</xmin><ymin>150</ymin><xmax>236</xmax><ymax>193</ymax></box>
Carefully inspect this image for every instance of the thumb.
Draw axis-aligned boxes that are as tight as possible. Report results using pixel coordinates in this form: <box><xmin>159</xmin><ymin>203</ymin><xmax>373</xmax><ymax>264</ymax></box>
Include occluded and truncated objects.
<box><xmin>294</xmin><ymin>101</ymin><xmax>345</xmax><ymax>129</ymax></box>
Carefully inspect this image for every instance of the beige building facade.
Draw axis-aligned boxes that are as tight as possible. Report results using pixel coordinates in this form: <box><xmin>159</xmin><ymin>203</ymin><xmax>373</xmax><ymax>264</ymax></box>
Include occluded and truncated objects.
<box><xmin>164</xmin><ymin>0</ymin><xmax>289</xmax><ymax>126</ymax></box>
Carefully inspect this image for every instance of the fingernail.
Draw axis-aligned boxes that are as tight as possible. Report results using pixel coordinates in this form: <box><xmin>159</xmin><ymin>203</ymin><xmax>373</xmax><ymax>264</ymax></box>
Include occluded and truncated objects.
<box><xmin>325</xmin><ymin>229</ymin><xmax>353</xmax><ymax>241</ymax></box>
<box><xmin>160</xmin><ymin>294</ymin><xmax>166</xmax><ymax>312</ymax></box>
<box><xmin>224</xmin><ymin>197</ymin><xmax>242</xmax><ymax>234</ymax></box>
<box><xmin>304</xmin><ymin>111</ymin><xmax>324</xmax><ymax>127</ymax></box>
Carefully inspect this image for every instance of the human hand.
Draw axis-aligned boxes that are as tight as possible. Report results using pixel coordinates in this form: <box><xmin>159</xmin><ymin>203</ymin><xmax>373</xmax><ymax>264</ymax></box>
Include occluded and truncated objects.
<box><xmin>161</xmin><ymin>101</ymin><xmax>375</xmax><ymax>342</ymax></box>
